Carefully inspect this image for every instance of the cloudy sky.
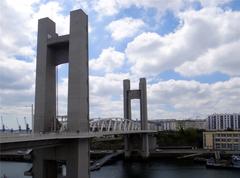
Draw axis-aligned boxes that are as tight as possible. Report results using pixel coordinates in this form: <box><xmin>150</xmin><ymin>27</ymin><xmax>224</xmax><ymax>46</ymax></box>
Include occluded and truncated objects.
<box><xmin>0</xmin><ymin>0</ymin><xmax>240</xmax><ymax>129</ymax></box>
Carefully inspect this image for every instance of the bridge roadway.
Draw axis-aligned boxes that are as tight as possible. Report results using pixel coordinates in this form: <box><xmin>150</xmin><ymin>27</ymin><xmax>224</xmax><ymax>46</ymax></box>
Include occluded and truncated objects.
<box><xmin>0</xmin><ymin>130</ymin><xmax>156</xmax><ymax>151</ymax></box>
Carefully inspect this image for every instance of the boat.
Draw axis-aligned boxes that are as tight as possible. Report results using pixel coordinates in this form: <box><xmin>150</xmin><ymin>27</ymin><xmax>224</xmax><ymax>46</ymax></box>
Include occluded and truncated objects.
<box><xmin>231</xmin><ymin>155</ymin><xmax>240</xmax><ymax>167</ymax></box>
<box><xmin>206</xmin><ymin>155</ymin><xmax>240</xmax><ymax>170</ymax></box>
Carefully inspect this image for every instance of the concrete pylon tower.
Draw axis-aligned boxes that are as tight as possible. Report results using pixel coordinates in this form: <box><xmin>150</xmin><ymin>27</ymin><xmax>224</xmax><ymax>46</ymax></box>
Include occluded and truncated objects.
<box><xmin>123</xmin><ymin>78</ymin><xmax>148</xmax><ymax>129</ymax></box>
<box><xmin>33</xmin><ymin>9</ymin><xmax>89</xmax><ymax>178</ymax></box>
<box><xmin>123</xmin><ymin>78</ymin><xmax>149</xmax><ymax>158</ymax></box>
<box><xmin>34</xmin><ymin>9</ymin><xmax>89</xmax><ymax>133</ymax></box>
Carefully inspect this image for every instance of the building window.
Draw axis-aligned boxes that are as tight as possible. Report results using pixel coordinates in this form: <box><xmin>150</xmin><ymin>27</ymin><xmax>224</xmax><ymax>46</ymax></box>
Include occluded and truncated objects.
<box><xmin>231</xmin><ymin>115</ymin><xmax>234</xmax><ymax>129</ymax></box>
<box><xmin>220</xmin><ymin>117</ymin><xmax>223</xmax><ymax>130</ymax></box>
<box><xmin>233</xmin><ymin>144</ymin><xmax>239</xmax><ymax>150</ymax></box>
<box><xmin>238</xmin><ymin>116</ymin><xmax>240</xmax><ymax>129</ymax></box>
<box><xmin>227</xmin><ymin>143</ymin><xmax>232</xmax><ymax>149</ymax></box>
<box><xmin>222</xmin><ymin>143</ymin><xmax>226</xmax><ymax>148</ymax></box>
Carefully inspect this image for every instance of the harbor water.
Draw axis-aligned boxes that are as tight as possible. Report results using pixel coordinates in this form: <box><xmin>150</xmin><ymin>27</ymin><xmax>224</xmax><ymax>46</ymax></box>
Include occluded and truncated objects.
<box><xmin>0</xmin><ymin>160</ymin><xmax>239</xmax><ymax>178</ymax></box>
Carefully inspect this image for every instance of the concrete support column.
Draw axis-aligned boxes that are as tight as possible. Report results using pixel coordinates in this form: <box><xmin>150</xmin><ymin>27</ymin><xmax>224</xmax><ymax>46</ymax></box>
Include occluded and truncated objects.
<box><xmin>123</xmin><ymin>79</ymin><xmax>131</xmax><ymax>120</ymax></box>
<box><xmin>139</xmin><ymin>78</ymin><xmax>149</xmax><ymax>158</ymax></box>
<box><xmin>123</xmin><ymin>79</ymin><xmax>131</xmax><ymax>158</ymax></box>
<box><xmin>44</xmin><ymin>160</ymin><xmax>57</xmax><ymax>178</ymax></box>
<box><xmin>139</xmin><ymin>78</ymin><xmax>148</xmax><ymax>130</ymax></box>
<box><xmin>34</xmin><ymin>18</ymin><xmax>57</xmax><ymax>133</ymax></box>
<box><xmin>124</xmin><ymin>135</ymin><xmax>131</xmax><ymax>158</ymax></box>
<box><xmin>148</xmin><ymin>135</ymin><xmax>157</xmax><ymax>152</ymax></box>
<box><xmin>67</xmin><ymin>10</ymin><xmax>90</xmax><ymax>178</ymax></box>
<box><xmin>33</xmin><ymin>148</ymin><xmax>57</xmax><ymax>178</ymax></box>
<box><xmin>141</xmin><ymin>134</ymin><xmax>149</xmax><ymax>158</ymax></box>
<box><xmin>68</xmin><ymin>10</ymin><xmax>89</xmax><ymax>132</ymax></box>
<box><xmin>65</xmin><ymin>139</ymin><xmax>90</xmax><ymax>178</ymax></box>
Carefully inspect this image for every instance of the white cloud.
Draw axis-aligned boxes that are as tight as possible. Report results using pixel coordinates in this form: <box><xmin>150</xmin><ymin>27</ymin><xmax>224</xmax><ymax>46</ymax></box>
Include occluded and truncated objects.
<box><xmin>106</xmin><ymin>17</ymin><xmax>145</xmax><ymax>41</ymax></box>
<box><xmin>0</xmin><ymin>0</ymin><xmax>70</xmax><ymax>60</ymax></box>
<box><xmin>92</xmin><ymin>0</ymin><xmax>119</xmax><ymax>17</ymax></box>
<box><xmin>31</xmin><ymin>1</ymin><xmax>70</xmax><ymax>35</ymax></box>
<box><xmin>175</xmin><ymin>40</ymin><xmax>240</xmax><ymax>76</ymax></box>
<box><xmin>91</xmin><ymin>0</ymin><xmax>232</xmax><ymax>17</ymax></box>
<box><xmin>198</xmin><ymin>0</ymin><xmax>232</xmax><ymax>7</ymax></box>
<box><xmin>0</xmin><ymin>51</ymin><xmax>35</xmax><ymax>120</ymax></box>
<box><xmin>90</xmin><ymin>47</ymin><xmax>125</xmax><ymax>72</ymax></box>
<box><xmin>148</xmin><ymin>77</ymin><xmax>240</xmax><ymax>119</ymax></box>
<box><xmin>125</xmin><ymin>7</ymin><xmax>240</xmax><ymax>76</ymax></box>
<box><xmin>0</xmin><ymin>0</ymin><xmax>37</xmax><ymax>58</ymax></box>
<box><xmin>88</xmin><ymin>75</ymin><xmax>240</xmax><ymax>120</ymax></box>
<box><xmin>73</xmin><ymin>0</ymin><xmax>91</xmax><ymax>12</ymax></box>
<box><xmin>0</xmin><ymin>0</ymin><xmax>71</xmax><ymax>62</ymax></box>
<box><xmin>0</xmin><ymin>53</ymin><xmax>35</xmax><ymax>91</ymax></box>
<box><xmin>92</xmin><ymin>0</ymin><xmax>185</xmax><ymax>17</ymax></box>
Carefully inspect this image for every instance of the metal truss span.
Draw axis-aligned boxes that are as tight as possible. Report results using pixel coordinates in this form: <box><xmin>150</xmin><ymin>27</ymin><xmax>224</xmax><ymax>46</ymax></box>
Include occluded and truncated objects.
<box><xmin>90</xmin><ymin>118</ymin><xmax>158</xmax><ymax>132</ymax></box>
<box><xmin>57</xmin><ymin>116</ymin><xmax>158</xmax><ymax>132</ymax></box>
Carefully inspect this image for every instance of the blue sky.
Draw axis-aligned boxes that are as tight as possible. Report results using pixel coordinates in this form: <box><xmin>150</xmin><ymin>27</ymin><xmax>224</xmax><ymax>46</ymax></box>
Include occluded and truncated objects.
<box><xmin>0</xmin><ymin>0</ymin><xmax>240</xmax><ymax>129</ymax></box>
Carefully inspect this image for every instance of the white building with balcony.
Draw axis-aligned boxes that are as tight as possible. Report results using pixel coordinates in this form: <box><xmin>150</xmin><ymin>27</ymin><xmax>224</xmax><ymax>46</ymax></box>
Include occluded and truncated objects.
<box><xmin>207</xmin><ymin>113</ymin><xmax>240</xmax><ymax>131</ymax></box>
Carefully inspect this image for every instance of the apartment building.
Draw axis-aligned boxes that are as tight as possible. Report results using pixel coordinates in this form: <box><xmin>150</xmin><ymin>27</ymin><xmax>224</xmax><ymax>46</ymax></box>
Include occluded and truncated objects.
<box><xmin>207</xmin><ymin>113</ymin><xmax>240</xmax><ymax>131</ymax></box>
<box><xmin>203</xmin><ymin>131</ymin><xmax>240</xmax><ymax>151</ymax></box>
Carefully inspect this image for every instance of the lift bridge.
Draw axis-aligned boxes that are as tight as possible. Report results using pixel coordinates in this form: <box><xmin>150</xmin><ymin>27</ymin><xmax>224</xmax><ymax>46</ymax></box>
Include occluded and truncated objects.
<box><xmin>0</xmin><ymin>9</ymin><xmax>157</xmax><ymax>178</ymax></box>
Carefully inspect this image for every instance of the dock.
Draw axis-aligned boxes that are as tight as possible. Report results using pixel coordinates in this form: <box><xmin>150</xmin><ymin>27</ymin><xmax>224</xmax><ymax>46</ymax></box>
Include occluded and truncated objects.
<box><xmin>90</xmin><ymin>150</ymin><xmax>123</xmax><ymax>171</ymax></box>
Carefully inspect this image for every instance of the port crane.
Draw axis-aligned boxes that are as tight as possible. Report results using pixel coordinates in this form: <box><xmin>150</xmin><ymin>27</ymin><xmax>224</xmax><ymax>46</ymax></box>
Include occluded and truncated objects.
<box><xmin>24</xmin><ymin>117</ymin><xmax>30</xmax><ymax>132</ymax></box>
<box><xmin>16</xmin><ymin>118</ymin><xmax>21</xmax><ymax>132</ymax></box>
<box><xmin>1</xmin><ymin>116</ymin><xmax>5</xmax><ymax>132</ymax></box>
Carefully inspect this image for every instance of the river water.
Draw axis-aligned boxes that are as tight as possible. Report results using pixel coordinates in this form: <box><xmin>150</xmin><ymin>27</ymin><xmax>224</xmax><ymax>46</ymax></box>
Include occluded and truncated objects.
<box><xmin>0</xmin><ymin>160</ymin><xmax>239</xmax><ymax>178</ymax></box>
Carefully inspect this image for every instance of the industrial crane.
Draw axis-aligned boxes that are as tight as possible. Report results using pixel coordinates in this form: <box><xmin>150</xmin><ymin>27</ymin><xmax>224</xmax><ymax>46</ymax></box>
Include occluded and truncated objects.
<box><xmin>24</xmin><ymin>117</ymin><xmax>30</xmax><ymax>132</ymax></box>
<box><xmin>1</xmin><ymin>116</ymin><xmax>5</xmax><ymax>132</ymax></box>
<box><xmin>16</xmin><ymin>118</ymin><xmax>21</xmax><ymax>132</ymax></box>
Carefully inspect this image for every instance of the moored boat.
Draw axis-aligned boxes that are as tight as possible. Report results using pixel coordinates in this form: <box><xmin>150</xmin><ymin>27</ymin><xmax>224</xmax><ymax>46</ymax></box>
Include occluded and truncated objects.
<box><xmin>206</xmin><ymin>155</ymin><xmax>240</xmax><ymax>170</ymax></box>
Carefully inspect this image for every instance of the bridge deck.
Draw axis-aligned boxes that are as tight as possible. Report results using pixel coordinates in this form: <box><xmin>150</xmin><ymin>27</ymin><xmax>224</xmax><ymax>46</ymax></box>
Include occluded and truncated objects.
<box><xmin>0</xmin><ymin>130</ymin><xmax>156</xmax><ymax>144</ymax></box>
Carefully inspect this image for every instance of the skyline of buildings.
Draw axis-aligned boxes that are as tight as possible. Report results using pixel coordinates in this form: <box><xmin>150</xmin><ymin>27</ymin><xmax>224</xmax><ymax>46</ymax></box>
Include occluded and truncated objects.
<box><xmin>1</xmin><ymin>112</ymin><xmax>240</xmax><ymax>130</ymax></box>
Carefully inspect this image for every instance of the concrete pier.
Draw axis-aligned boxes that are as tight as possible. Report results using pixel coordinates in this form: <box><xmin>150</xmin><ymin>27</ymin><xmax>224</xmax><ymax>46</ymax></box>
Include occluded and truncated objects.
<box><xmin>123</xmin><ymin>78</ymin><xmax>150</xmax><ymax>158</ymax></box>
